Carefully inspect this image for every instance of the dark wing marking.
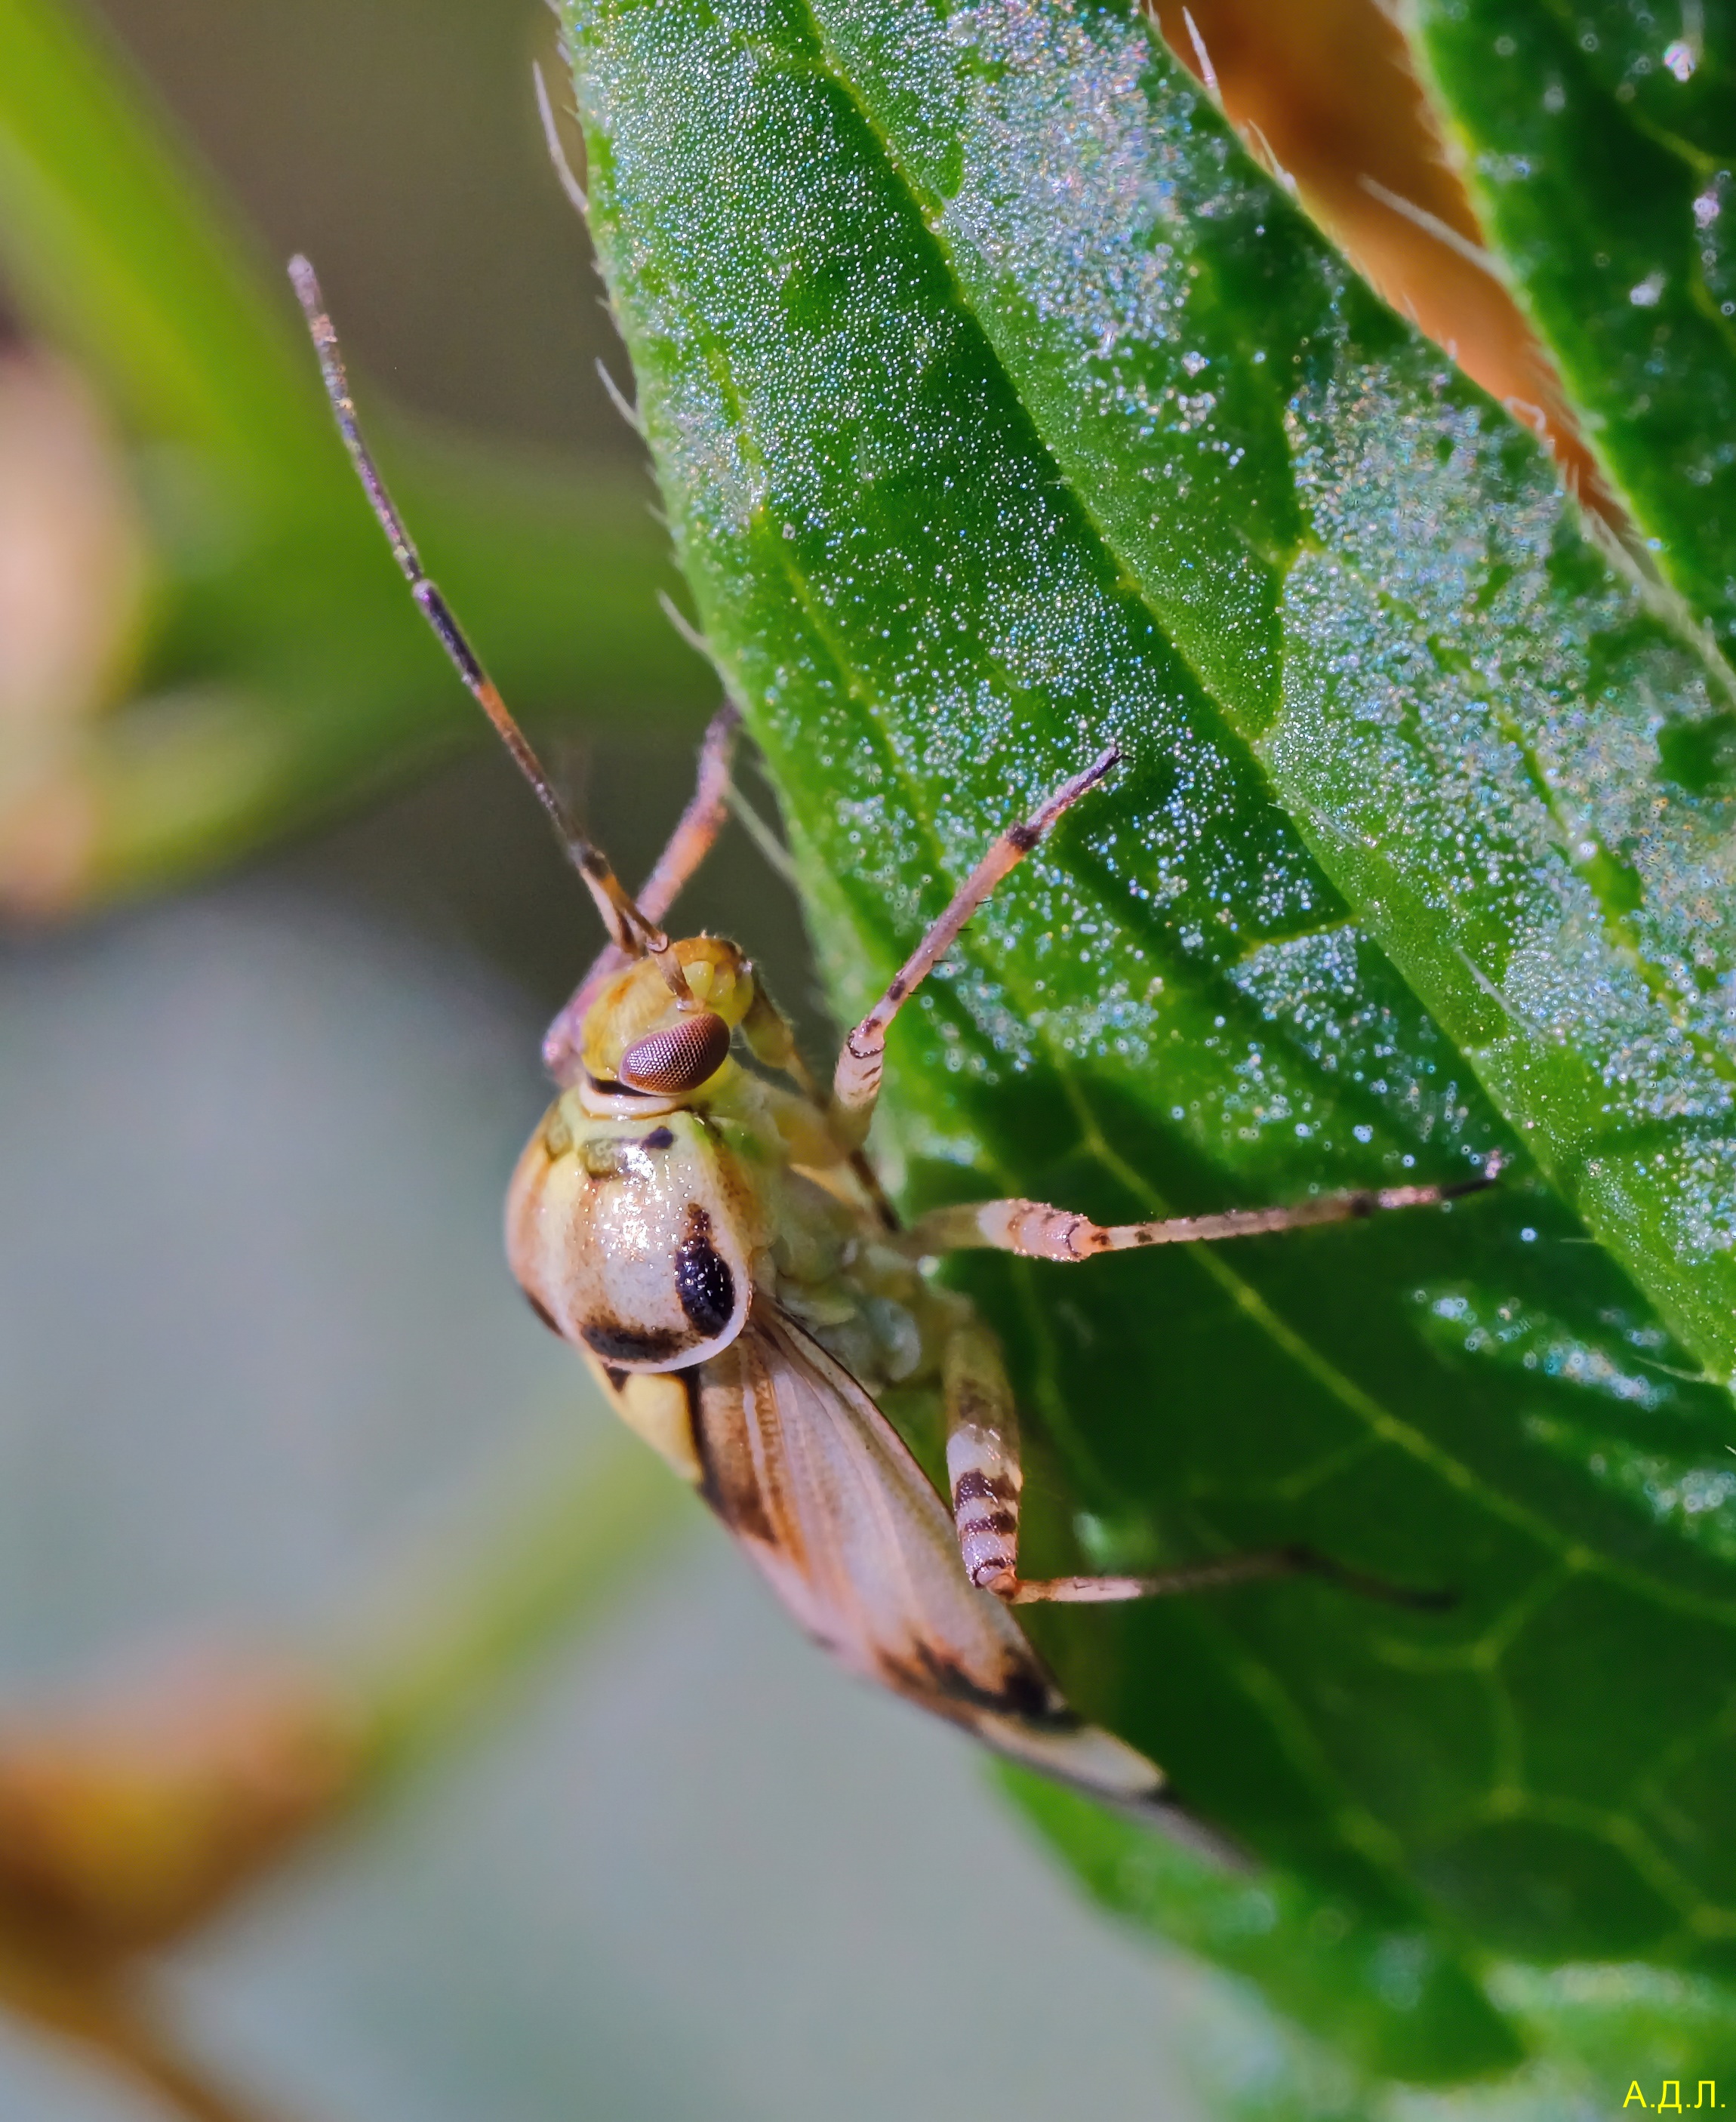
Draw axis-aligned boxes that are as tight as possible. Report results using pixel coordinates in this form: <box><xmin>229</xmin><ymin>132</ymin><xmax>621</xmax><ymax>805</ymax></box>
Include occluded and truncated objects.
<box><xmin>685</xmin><ymin>1308</ymin><xmax>1171</xmax><ymax>1811</ymax></box>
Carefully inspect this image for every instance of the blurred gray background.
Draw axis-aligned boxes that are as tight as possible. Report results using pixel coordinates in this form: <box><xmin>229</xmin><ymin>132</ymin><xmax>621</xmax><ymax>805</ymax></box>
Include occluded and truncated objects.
<box><xmin>0</xmin><ymin>3</ymin><xmax>1214</xmax><ymax>2114</ymax></box>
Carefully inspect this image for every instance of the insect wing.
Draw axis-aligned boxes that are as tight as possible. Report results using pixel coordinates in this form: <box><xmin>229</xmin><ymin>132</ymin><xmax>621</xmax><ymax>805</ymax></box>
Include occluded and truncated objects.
<box><xmin>689</xmin><ymin>1310</ymin><xmax>1168</xmax><ymax>1809</ymax></box>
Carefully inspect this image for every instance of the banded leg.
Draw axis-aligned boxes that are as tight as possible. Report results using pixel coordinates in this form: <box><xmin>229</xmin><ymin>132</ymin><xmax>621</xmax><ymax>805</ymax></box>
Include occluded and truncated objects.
<box><xmin>943</xmin><ymin>1316</ymin><xmax>1025</xmax><ymax>1594</ymax></box>
<box><xmin>939</xmin><ymin>1327</ymin><xmax>1451</xmax><ymax>1610</ymax></box>
<box><xmin>903</xmin><ymin>1160</ymin><xmax>1502</xmax><ymax>1265</ymax></box>
<box><xmin>543</xmin><ymin>701</ymin><xmax>742</xmax><ymax>1081</ymax></box>
<box><xmin>830</xmin><ymin>746</ymin><xmax>1119</xmax><ymax>1150</ymax></box>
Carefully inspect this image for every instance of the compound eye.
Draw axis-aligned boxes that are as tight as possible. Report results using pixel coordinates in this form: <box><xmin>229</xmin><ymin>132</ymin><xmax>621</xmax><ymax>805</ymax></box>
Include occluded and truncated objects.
<box><xmin>618</xmin><ymin>1010</ymin><xmax>732</xmax><ymax>1093</ymax></box>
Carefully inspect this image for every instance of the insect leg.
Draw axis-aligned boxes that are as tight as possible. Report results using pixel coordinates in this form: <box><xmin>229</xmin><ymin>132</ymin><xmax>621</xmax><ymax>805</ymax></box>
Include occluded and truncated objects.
<box><xmin>739</xmin><ymin>979</ymin><xmax>823</xmax><ymax>1101</ymax></box>
<box><xmin>898</xmin><ymin>1160</ymin><xmax>1501</xmax><ymax>1263</ymax></box>
<box><xmin>941</xmin><ymin>1314</ymin><xmax>1025</xmax><ymax>1594</ymax></box>
<box><xmin>1009</xmin><ymin>1546</ymin><xmax>1455</xmax><ymax>1610</ymax></box>
<box><xmin>736</xmin><ymin>982</ymin><xmax>902</xmax><ymax>1227</ymax></box>
<box><xmin>544</xmin><ymin>701</ymin><xmax>741</xmax><ymax>1077</ymax></box>
<box><xmin>938</xmin><ymin>1317</ymin><xmax>1451</xmax><ymax>1609</ymax></box>
<box><xmin>830</xmin><ymin>746</ymin><xmax>1119</xmax><ymax>1150</ymax></box>
<box><xmin>605</xmin><ymin>701</ymin><xmax>742</xmax><ymax>934</ymax></box>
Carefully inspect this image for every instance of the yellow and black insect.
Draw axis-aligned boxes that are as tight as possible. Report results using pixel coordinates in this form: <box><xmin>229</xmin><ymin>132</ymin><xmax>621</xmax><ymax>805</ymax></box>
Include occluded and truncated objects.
<box><xmin>293</xmin><ymin>257</ymin><xmax>1493</xmax><ymax>1827</ymax></box>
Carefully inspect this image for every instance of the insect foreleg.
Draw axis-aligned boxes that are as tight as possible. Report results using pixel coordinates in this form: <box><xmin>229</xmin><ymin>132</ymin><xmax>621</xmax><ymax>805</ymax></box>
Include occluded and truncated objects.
<box><xmin>739</xmin><ymin>980</ymin><xmax>824</xmax><ymax>1101</ymax></box>
<box><xmin>737</xmin><ymin>983</ymin><xmax>901</xmax><ymax>1225</ymax></box>
<box><xmin>545</xmin><ymin>701</ymin><xmax>742</xmax><ymax>1077</ymax></box>
<box><xmin>830</xmin><ymin>746</ymin><xmax>1119</xmax><ymax>1150</ymax></box>
<box><xmin>899</xmin><ymin>1162</ymin><xmax>1501</xmax><ymax>1264</ymax></box>
<box><xmin>596</xmin><ymin>700</ymin><xmax>740</xmax><ymax>941</ymax></box>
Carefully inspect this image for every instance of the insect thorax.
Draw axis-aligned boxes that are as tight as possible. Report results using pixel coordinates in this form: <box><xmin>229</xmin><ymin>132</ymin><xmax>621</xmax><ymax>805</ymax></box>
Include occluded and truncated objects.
<box><xmin>507</xmin><ymin>1099</ymin><xmax>759</xmax><ymax>1373</ymax></box>
<box><xmin>508</xmin><ymin>1070</ymin><xmax>949</xmax><ymax>1407</ymax></box>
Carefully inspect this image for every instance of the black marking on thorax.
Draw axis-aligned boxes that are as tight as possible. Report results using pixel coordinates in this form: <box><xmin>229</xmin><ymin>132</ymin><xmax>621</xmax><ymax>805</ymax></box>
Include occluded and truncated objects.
<box><xmin>675</xmin><ymin>1204</ymin><xmax>736</xmax><ymax>1338</ymax></box>
<box><xmin>580</xmin><ymin>1320</ymin><xmax>688</xmax><ymax>1363</ymax></box>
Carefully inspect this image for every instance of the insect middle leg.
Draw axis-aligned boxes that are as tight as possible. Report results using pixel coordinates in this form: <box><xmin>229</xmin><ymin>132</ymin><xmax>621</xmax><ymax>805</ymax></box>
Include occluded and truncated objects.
<box><xmin>901</xmin><ymin>1160</ymin><xmax>1501</xmax><ymax>1265</ymax></box>
<box><xmin>922</xmin><ymin>1173</ymin><xmax>1486</xmax><ymax>1603</ymax></box>
<box><xmin>543</xmin><ymin>701</ymin><xmax>742</xmax><ymax>1079</ymax></box>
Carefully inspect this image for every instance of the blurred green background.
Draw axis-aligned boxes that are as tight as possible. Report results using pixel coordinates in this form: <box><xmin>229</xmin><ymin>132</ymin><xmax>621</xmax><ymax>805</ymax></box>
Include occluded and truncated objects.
<box><xmin>0</xmin><ymin>2</ymin><xmax>1225</xmax><ymax>2115</ymax></box>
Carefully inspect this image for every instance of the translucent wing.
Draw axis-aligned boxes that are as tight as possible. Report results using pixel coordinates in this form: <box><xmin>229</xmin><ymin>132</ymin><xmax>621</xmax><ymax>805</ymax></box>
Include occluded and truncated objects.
<box><xmin>683</xmin><ymin>1308</ymin><xmax>1172</xmax><ymax>1812</ymax></box>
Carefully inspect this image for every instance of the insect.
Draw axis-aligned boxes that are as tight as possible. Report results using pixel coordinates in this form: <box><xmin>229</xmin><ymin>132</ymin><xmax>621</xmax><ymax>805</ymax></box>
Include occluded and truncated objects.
<box><xmin>291</xmin><ymin>256</ymin><xmax>1495</xmax><ymax>1828</ymax></box>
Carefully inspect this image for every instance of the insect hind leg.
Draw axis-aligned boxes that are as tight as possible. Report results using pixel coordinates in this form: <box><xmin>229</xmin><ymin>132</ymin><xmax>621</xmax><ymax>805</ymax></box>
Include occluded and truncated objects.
<box><xmin>1011</xmin><ymin>1545</ymin><xmax>1457</xmax><ymax>1611</ymax></box>
<box><xmin>942</xmin><ymin>1316</ymin><xmax>1025</xmax><ymax>1595</ymax></box>
<box><xmin>938</xmin><ymin>1324</ymin><xmax>1452</xmax><ymax>1612</ymax></box>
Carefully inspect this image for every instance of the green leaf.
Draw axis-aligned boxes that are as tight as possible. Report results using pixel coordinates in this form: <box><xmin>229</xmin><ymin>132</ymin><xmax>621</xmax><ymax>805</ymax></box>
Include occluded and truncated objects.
<box><xmin>1014</xmin><ymin>1770</ymin><xmax>1736</xmax><ymax>2107</ymax></box>
<box><xmin>1414</xmin><ymin>0</ymin><xmax>1736</xmax><ymax>670</ymax></box>
<box><xmin>794</xmin><ymin>0</ymin><xmax>1736</xmax><ymax>1379</ymax></box>
<box><xmin>0</xmin><ymin>0</ymin><xmax>712</xmax><ymax>905</ymax></box>
<box><xmin>560</xmin><ymin>0</ymin><xmax>1736</xmax><ymax>2083</ymax></box>
<box><xmin>1177</xmin><ymin>1958</ymin><xmax>1736</xmax><ymax>2122</ymax></box>
<box><xmin>1005</xmin><ymin>1769</ymin><xmax>1519</xmax><ymax>2082</ymax></box>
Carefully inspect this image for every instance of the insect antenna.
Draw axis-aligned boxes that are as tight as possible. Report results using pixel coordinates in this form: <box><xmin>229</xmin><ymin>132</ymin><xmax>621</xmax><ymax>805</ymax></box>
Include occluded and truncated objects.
<box><xmin>288</xmin><ymin>254</ymin><xmax>691</xmax><ymax>1000</ymax></box>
